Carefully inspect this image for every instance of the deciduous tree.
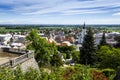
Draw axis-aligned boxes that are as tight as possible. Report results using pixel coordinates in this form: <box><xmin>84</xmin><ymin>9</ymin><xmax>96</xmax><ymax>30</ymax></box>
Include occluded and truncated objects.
<box><xmin>26</xmin><ymin>29</ymin><xmax>57</xmax><ymax>67</ymax></box>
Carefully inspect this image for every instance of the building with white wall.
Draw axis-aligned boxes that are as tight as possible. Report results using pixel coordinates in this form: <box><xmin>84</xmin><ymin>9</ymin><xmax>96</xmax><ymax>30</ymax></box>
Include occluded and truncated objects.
<box><xmin>12</xmin><ymin>35</ymin><xmax>26</xmax><ymax>43</ymax></box>
<box><xmin>0</xmin><ymin>34</ymin><xmax>12</xmax><ymax>45</ymax></box>
<box><xmin>78</xmin><ymin>22</ymin><xmax>87</xmax><ymax>43</ymax></box>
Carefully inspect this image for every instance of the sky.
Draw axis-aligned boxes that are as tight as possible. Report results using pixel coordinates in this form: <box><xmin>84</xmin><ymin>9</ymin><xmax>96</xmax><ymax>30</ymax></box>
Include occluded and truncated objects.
<box><xmin>0</xmin><ymin>0</ymin><xmax>120</xmax><ymax>24</ymax></box>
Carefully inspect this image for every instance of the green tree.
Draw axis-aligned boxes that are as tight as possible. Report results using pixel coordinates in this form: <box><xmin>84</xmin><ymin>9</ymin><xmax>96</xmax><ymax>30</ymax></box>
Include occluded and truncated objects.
<box><xmin>57</xmin><ymin>46</ymin><xmax>76</xmax><ymax>59</ymax></box>
<box><xmin>50</xmin><ymin>53</ymin><xmax>64</xmax><ymax>67</ymax></box>
<box><xmin>80</xmin><ymin>28</ymin><xmax>96</xmax><ymax>65</ymax></box>
<box><xmin>26</xmin><ymin>29</ymin><xmax>57</xmax><ymax>67</ymax></box>
<box><xmin>97</xmin><ymin>46</ymin><xmax>120</xmax><ymax>69</ymax></box>
<box><xmin>114</xmin><ymin>35</ymin><xmax>120</xmax><ymax>42</ymax></box>
<box><xmin>26</xmin><ymin>29</ymin><xmax>40</xmax><ymax>51</ymax></box>
<box><xmin>114</xmin><ymin>35</ymin><xmax>120</xmax><ymax>48</ymax></box>
<box><xmin>98</xmin><ymin>32</ymin><xmax>108</xmax><ymax>48</ymax></box>
<box><xmin>71</xmin><ymin>51</ymin><xmax>80</xmax><ymax>63</ymax></box>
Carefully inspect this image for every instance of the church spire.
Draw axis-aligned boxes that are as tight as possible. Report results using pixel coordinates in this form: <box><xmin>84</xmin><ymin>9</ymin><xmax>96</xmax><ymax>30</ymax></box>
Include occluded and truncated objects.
<box><xmin>78</xmin><ymin>22</ymin><xmax>87</xmax><ymax>44</ymax></box>
<box><xmin>83</xmin><ymin>22</ymin><xmax>86</xmax><ymax>29</ymax></box>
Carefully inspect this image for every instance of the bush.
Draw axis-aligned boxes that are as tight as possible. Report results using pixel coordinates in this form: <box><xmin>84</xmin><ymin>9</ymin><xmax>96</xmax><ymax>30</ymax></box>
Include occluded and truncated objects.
<box><xmin>97</xmin><ymin>46</ymin><xmax>120</xmax><ymax>69</ymax></box>
<box><xmin>102</xmin><ymin>69</ymin><xmax>115</xmax><ymax>80</ymax></box>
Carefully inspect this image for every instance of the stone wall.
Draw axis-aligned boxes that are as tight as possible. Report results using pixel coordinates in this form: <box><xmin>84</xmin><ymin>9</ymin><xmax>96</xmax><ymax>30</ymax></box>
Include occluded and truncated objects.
<box><xmin>20</xmin><ymin>57</ymin><xmax>40</xmax><ymax>72</ymax></box>
<box><xmin>0</xmin><ymin>48</ymin><xmax>39</xmax><ymax>72</ymax></box>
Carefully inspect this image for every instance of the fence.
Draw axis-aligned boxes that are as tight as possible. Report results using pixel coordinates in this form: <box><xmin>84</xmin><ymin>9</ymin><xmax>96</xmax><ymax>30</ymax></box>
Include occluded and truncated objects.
<box><xmin>0</xmin><ymin>49</ymin><xmax>34</xmax><ymax>68</ymax></box>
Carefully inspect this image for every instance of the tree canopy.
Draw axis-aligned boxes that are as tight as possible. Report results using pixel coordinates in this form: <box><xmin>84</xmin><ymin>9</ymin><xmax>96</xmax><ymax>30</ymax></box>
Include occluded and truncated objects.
<box><xmin>26</xmin><ymin>29</ymin><xmax>58</xmax><ymax>67</ymax></box>
<box><xmin>80</xmin><ymin>28</ymin><xmax>97</xmax><ymax>65</ymax></box>
<box><xmin>97</xmin><ymin>46</ymin><xmax>120</xmax><ymax>69</ymax></box>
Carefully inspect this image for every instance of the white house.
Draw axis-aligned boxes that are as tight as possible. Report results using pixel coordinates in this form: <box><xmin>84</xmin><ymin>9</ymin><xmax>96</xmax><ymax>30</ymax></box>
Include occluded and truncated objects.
<box><xmin>0</xmin><ymin>34</ymin><xmax>12</xmax><ymax>45</ymax></box>
<box><xmin>10</xmin><ymin>42</ymin><xmax>25</xmax><ymax>49</ymax></box>
<box><xmin>12</xmin><ymin>35</ymin><xmax>26</xmax><ymax>43</ymax></box>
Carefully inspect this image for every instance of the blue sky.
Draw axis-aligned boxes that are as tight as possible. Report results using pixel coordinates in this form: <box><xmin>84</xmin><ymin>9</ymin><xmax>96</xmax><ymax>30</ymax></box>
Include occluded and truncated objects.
<box><xmin>0</xmin><ymin>0</ymin><xmax>120</xmax><ymax>24</ymax></box>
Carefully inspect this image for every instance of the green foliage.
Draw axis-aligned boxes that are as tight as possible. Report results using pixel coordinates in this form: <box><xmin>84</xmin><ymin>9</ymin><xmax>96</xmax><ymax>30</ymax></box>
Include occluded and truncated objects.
<box><xmin>57</xmin><ymin>46</ymin><xmax>76</xmax><ymax>53</ymax></box>
<box><xmin>24</xmin><ymin>68</ymin><xmax>40</xmax><ymax>80</ymax></box>
<box><xmin>98</xmin><ymin>32</ymin><xmax>108</xmax><ymax>49</ymax></box>
<box><xmin>114</xmin><ymin>35</ymin><xmax>120</xmax><ymax>42</ymax></box>
<box><xmin>97</xmin><ymin>46</ymin><xmax>120</xmax><ymax>69</ymax></box>
<box><xmin>57</xmin><ymin>46</ymin><xmax>76</xmax><ymax>59</ymax></box>
<box><xmin>71</xmin><ymin>51</ymin><xmax>80</xmax><ymax>63</ymax></box>
<box><xmin>39</xmin><ymin>69</ymin><xmax>49</xmax><ymax>80</ymax></box>
<box><xmin>49</xmin><ymin>64</ymin><xmax>92</xmax><ymax>80</ymax></box>
<box><xmin>26</xmin><ymin>29</ymin><xmax>58</xmax><ymax>67</ymax></box>
<box><xmin>62</xmin><ymin>53</ymin><xmax>66</xmax><ymax>59</ymax></box>
<box><xmin>50</xmin><ymin>53</ymin><xmax>64</xmax><ymax>67</ymax></box>
<box><xmin>72</xmin><ymin>64</ymin><xmax>93</xmax><ymax>80</ymax></box>
<box><xmin>1</xmin><ymin>64</ymin><xmax>117</xmax><ymax>80</ymax></box>
<box><xmin>0</xmin><ymin>67</ymin><xmax>41</xmax><ymax>80</ymax></box>
<box><xmin>0</xmin><ymin>67</ymin><xmax>15</xmax><ymax>80</ymax></box>
<box><xmin>102</xmin><ymin>69</ymin><xmax>115</xmax><ymax>80</ymax></box>
<box><xmin>100</xmin><ymin>32</ymin><xmax>107</xmax><ymax>45</ymax></box>
<box><xmin>114</xmin><ymin>35</ymin><xmax>120</xmax><ymax>48</ymax></box>
<box><xmin>80</xmin><ymin>28</ymin><xmax>97</xmax><ymax>65</ymax></box>
<box><xmin>48</xmin><ymin>68</ymin><xmax>64</xmax><ymax>80</ymax></box>
<box><xmin>14</xmin><ymin>66</ymin><xmax>24</xmax><ymax>80</ymax></box>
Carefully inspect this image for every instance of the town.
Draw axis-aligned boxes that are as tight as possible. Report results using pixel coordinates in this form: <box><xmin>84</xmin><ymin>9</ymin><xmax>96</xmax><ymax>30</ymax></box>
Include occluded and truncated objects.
<box><xmin>0</xmin><ymin>23</ymin><xmax>119</xmax><ymax>50</ymax></box>
<box><xmin>0</xmin><ymin>0</ymin><xmax>120</xmax><ymax>79</ymax></box>
<box><xmin>0</xmin><ymin>24</ymin><xmax>120</xmax><ymax>79</ymax></box>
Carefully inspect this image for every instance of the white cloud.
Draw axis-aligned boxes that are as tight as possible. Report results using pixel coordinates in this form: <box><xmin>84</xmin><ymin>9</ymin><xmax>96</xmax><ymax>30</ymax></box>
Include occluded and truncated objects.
<box><xmin>1</xmin><ymin>0</ymin><xmax>120</xmax><ymax>24</ymax></box>
<box><xmin>1</xmin><ymin>0</ymin><xmax>120</xmax><ymax>15</ymax></box>
<box><xmin>113</xmin><ymin>12</ymin><xmax>120</xmax><ymax>16</ymax></box>
<box><xmin>61</xmin><ymin>9</ymin><xmax>109</xmax><ymax>15</ymax></box>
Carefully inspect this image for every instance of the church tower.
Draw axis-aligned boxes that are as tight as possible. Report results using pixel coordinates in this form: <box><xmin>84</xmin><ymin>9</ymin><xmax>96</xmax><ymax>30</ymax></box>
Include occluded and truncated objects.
<box><xmin>78</xmin><ymin>22</ymin><xmax>87</xmax><ymax>43</ymax></box>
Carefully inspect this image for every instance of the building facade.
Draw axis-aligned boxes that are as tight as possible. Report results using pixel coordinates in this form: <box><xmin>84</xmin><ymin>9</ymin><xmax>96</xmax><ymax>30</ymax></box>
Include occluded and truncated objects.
<box><xmin>78</xmin><ymin>22</ymin><xmax>87</xmax><ymax>43</ymax></box>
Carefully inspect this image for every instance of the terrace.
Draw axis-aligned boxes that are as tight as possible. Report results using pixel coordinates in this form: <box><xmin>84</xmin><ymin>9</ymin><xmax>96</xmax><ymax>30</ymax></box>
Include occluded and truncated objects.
<box><xmin>0</xmin><ymin>52</ymin><xmax>20</xmax><ymax>64</ymax></box>
<box><xmin>0</xmin><ymin>48</ymin><xmax>34</xmax><ymax>68</ymax></box>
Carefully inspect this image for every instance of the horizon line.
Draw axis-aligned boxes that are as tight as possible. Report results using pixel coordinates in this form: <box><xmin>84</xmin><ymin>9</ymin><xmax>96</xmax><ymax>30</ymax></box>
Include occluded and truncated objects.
<box><xmin>0</xmin><ymin>23</ymin><xmax>120</xmax><ymax>25</ymax></box>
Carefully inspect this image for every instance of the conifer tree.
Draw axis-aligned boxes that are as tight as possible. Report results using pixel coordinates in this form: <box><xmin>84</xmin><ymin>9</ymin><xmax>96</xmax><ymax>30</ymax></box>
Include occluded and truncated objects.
<box><xmin>99</xmin><ymin>32</ymin><xmax>108</xmax><ymax>46</ymax></box>
<box><xmin>80</xmin><ymin>28</ymin><xmax>96</xmax><ymax>65</ymax></box>
<box><xmin>114</xmin><ymin>35</ymin><xmax>120</xmax><ymax>48</ymax></box>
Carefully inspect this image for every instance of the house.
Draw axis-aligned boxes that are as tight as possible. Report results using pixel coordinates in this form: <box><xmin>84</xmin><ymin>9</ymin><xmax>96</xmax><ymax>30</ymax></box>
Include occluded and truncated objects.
<box><xmin>55</xmin><ymin>35</ymin><xmax>65</xmax><ymax>43</ymax></box>
<box><xmin>10</xmin><ymin>42</ymin><xmax>25</xmax><ymax>49</ymax></box>
<box><xmin>12</xmin><ymin>35</ymin><xmax>26</xmax><ymax>43</ymax></box>
<box><xmin>48</xmin><ymin>38</ymin><xmax>56</xmax><ymax>44</ymax></box>
<box><xmin>0</xmin><ymin>34</ymin><xmax>12</xmax><ymax>45</ymax></box>
<box><xmin>38</xmin><ymin>33</ymin><xmax>45</xmax><ymax>37</ymax></box>
<box><xmin>94</xmin><ymin>32</ymin><xmax>119</xmax><ymax>46</ymax></box>
<box><xmin>61</xmin><ymin>41</ymin><xmax>72</xmax><ymax>46</ymax></box>
<box><xmin>38</xmin><ymin>33</ymin><xmax>48</xmax><ymax>41</ymax></box>
<box><xmin>63</xmin><ymin>36</ymin><xmax>75</xmax><ymax>43</ymax></box>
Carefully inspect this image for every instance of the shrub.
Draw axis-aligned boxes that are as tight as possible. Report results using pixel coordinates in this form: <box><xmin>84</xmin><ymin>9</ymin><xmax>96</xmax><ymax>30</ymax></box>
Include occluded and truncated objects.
<box><xmin>102</xmin><ymin>69</ymin><xmax>115</xmax><ymax>78</ymax></box>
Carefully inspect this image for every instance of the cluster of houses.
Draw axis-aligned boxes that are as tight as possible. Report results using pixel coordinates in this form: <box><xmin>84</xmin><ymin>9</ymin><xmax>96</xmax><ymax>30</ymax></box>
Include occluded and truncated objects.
<box><xmin>0</xmin><ymin>24</ymin><xmax>120</xmax><ymax>50</ymax></box>
<box><xmin>0</xmin><ymin>33</ymin><xmax>26</xmax><ymax>49</ymax></box>
<box><xmin>94</xmin><ymin>31</ymin><xmax>120</xmax><ymax>46</ymax></box>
